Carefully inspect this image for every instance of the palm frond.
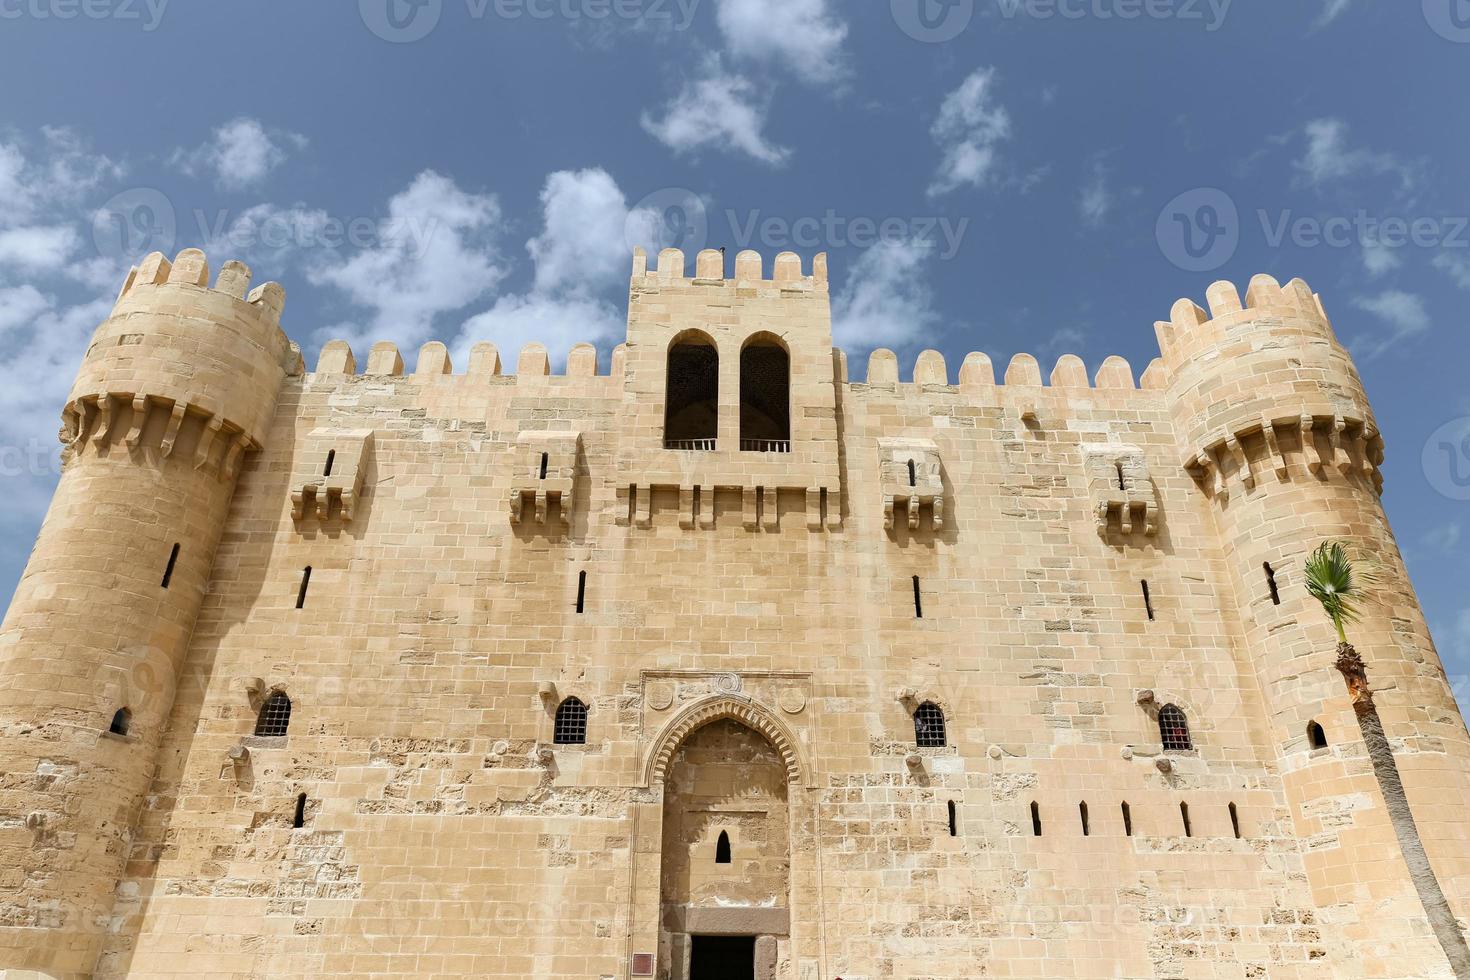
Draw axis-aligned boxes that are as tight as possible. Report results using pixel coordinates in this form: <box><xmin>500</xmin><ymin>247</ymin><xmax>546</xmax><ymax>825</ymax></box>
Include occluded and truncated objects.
<box><xmin>1303</xmin><ymin>540</ymin><xmax>1372</xmax><ymax>642</ymax></box>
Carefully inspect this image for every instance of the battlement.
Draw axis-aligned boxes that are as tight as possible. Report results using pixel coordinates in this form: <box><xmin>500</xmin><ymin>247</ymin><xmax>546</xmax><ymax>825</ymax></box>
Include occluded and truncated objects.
<box><xmin>1154</xmin><ymin>274</ymin><xmax>1335</xmax><ymax>372</ymax></box>
<box><xmin>66</xmin><ymin>248</ymin><xmax>298</xmax><ymax>472</ymax></box>
<box><xmin>632</xmin><ymin>246</ymin><xmax>828</xmax><ymax>290</ymax></box>
<box><xmin>115</xmin><ymin>248</ymin><xmax>288</xmax><ymax>333</ymax></box>
<box><xmin>856</xmin><ymin>348</ymin><xmax>1160</xmax><ymax>391</ymax></box>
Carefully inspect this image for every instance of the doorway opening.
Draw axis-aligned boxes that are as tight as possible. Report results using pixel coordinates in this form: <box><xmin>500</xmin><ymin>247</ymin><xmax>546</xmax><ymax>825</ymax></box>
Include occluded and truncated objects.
<box><xmin>690</xmin><ymin>936</ymin><xmax>755</xmax><ymax>980</ymax></box>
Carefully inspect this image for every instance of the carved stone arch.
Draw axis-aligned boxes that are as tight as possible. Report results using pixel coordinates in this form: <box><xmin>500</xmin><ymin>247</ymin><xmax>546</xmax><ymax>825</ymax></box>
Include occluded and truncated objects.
<box><xmin>645</xmin><ymin>695</ymin><xmax>807</xmax><ymax>787</ymax></box>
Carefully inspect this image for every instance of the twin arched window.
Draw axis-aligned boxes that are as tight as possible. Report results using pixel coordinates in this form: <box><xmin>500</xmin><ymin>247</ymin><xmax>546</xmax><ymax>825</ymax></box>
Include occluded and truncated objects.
<box><xmin>663</xmin><ymin>333</ymin><xmax>790</xmax><ymax>451</ymax></box>
<box><xmin>914</xmin><ymin>702</ymin><xmax>947</xmax><ymax>748</ymax></box>
<box><xmin>255</xmin><ymin>691</ymin><xmax>292</xmax><ymax>737</ymax></box>
<box><xmin>554</xmin><ymin>697</ymin><xmax>588</xmax><ymax>745</ymax></box>
<box><xmin>1159</xmin><ymin>703</ymin><xmax>1192</xmax><ymax>752</ymax></box>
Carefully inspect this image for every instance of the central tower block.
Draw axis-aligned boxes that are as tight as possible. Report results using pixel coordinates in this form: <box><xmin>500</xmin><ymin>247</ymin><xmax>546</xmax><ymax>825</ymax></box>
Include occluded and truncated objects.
<box><xmin>613</xmin><ymin>247</ymin><xmax>844</xmax><ymax>531</ymax></box>
<box><xmin>0</xmin><ymin>250</ymin><xmax>297</xmax><ymax>977</ymax></box>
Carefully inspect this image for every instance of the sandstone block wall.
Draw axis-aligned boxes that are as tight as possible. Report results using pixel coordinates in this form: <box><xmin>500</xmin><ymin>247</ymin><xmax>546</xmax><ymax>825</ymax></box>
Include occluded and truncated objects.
<box><xmin>1</xmin><ymin>249</ymin><xmax>1467</xmax><ymax>979</ymax></box>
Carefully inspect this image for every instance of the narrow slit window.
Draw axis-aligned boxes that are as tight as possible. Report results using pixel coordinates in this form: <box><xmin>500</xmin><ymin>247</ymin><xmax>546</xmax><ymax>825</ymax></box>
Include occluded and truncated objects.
<box><xmin>1308</xmin><ymin>720</ymin><xmax>1328</xmax><ymax>750</ymax></box>
<box><xmin>255</xmin><ymin>691</ymin><xmax>292</xmax><ymax>737</ymax></box>
<box><xmin>1116</xmin><ymin>461</ymin><xmax>1127</xmax><ymax>491</ymax></box>
<box><xmin>913</xmin><ymin>576</ymin><xmax>923</xmax><ymax>619</ymax></box>
<box><xmin>1229</xmin><ymin>802</ymin><xmax>1242</xmax><ymax>840</ymax></box>
<box><xmin>296</xmin><ymin>567</ymin><xmax>312</xmax><ymax>609</ymax></box>
<box><xmin>324</xmin><ymin>450</ymin><xmax>336</xmax><ymax>477</ymax></box>
<box><xmin>576</xmin><ymin>571</ymin><xmax>587</xmax><ymax>614</ymax></box>
<box><xmin>539</xmin><ymin>452</ymin><xmax>549</xmax><ymax>480</ymax></box>
<box><xmin>1265</xmin><ymin>562</ymin><xmax>1281</xmax><ymax>606</ymax></box>
<box><xmin>161</xmin><ymin>543</ymin><xmax>180</xmax><ymax>589</ymax></box>
<box><xmin>908</xmin><ymin>459</ymin><xmax>918</xmax><ymax>487</ymax></box>
<box><xmin>293</xmin><ymin>793</ymin><xmax>307</xmax><ymax>829</ymax></box>
<box><xmin>1141</xmin><ymin>580</ymin><xmax>1155</xmax><ymax>621</ymax></box>
<box><xmin>109</xmin><ymin>707</ymin><xmax>132</xmax><ymax>737</ymax></box>
<box><xmin>948</xmin><ymin>800</ymin><xmax>958</xmax><ymax>838</ymax></box>
<box><xmin>1180</xmin><ymin>802</ymin><xmax>1193</xmax><ymax>838</ymax></box>
<box><xmin>1031</xmin><ymin>801</ymin><xmax>1042</xmax><ymax>837</ymax></box>
<box><xmin>1122</xmin><ymin>801</ymin><xmax>1133</xmax><ymax>837</ymax></box>
<box><xmin>715</xmin><ymin>830</ymin><xmax>732</xmax><ymax>865</ymax></box>
<box><xmin>1080</xmin><ymin>801</ymin><xmax>1091</xmax><ymax>837</ymax></box>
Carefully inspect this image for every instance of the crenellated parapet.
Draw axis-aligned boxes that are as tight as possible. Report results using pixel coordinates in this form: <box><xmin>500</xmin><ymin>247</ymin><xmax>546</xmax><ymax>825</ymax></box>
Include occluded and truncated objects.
<box><xmin>63</xmin><ymin>249</ymin><xmax>298</xmax><ymax>479</ymax></box>
<box><xmin>1152</xmin><ymin>274</ymin><xmax>1384</xmax><ymax>499</ymax></box>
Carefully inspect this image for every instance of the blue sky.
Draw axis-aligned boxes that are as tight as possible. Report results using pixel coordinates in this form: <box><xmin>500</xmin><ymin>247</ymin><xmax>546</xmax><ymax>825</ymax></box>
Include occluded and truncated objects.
<box><xmin>0</xmin><ymin>1</ymin><xmax>1468</xmax><ymax>700</ymax></box>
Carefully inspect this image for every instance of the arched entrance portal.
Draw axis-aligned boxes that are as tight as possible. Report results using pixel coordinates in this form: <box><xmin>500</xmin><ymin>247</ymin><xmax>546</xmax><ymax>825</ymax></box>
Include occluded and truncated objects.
<box><xmin>659</xmin><ymin>718</ymin><xmax>790</xmax><ymax>980</ymax></box>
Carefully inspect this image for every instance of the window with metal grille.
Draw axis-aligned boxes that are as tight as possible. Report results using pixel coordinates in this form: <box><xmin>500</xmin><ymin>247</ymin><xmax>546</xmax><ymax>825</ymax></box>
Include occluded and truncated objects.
<box><xmin>554</xmin><ymin>698</ymin><xmax>588</xmax><ymax>745</ymax></box>
<box><xmin>1159</xmin><ymin>703</ymin><xmax>1192</xmax><ymax>751</ymax></box>
<box><xmin>109</xmin><ymin>707</ymin><xmax>131</xmax><ymax>736</ymax></box>
<box><xmin>255</xmin><ymin>691</ymin><xmax>292</xmax><ymax>737</ymax></box>
<box><xmin>913</xmin><ymin>702</ymin><xmax>946</xmax><ymax>747</ymax></box>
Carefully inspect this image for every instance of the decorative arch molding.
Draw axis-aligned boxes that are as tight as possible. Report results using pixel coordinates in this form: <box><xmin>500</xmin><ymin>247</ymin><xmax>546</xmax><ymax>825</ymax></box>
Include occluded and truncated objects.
<box><xmin>644</xmin><ymin>695</ymin><xmax>808</xmax><ymax>788</ymax></box>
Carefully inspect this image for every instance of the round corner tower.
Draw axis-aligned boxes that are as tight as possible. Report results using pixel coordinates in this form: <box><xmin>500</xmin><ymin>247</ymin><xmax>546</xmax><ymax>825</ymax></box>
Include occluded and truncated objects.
<box><xmin>1155</xmin><ymin>273</ymin><xmax>1470</xmax><ymax>970</ymax></box>
<box><xmin>0</xmin><ymin>249</ymin><xmax>296</xmax><ymax>977</ymax></box>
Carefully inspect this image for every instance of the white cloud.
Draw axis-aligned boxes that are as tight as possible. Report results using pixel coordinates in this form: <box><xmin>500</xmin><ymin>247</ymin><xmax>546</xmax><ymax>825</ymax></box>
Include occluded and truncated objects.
<box><xmin>173</xmin><ymin>117</ymin><xmax>305</xmax><ymax>191</ymax></box>
<box><xmin>1361</xmin><ymin>240</ymin><xmax>1402</xmax><ymax>278</ymax></box>
<box><xmin>0</xmin><ymin>284</ymin><xmax>50</xmax><ymax>336</ymax></box>
<box><xmin>831</xmin><ymin>239</ymin><xmax>942</xmax><ymax>351</ymax></box>
<box><xmin>0</xmin><ymin>129</ymin><xmax>122</xmax><ymax>228</ymax></box>
<box><xmin>1314</xmin><ymin>0</ymin><xmax>1352</xmax><ymax>27</ymax></box>
<box><xmin>1434</xmin><ymin>250</ymin><xmax>1470</xmax><ymax>290</ymax></box>
<box><xmin>641</xmin><ymin>59</ymin><xmax>790</xmax><ymax>166</ymax></box>
<box><xmin>528</xmin><ymin>169</ymin><xmax>639</xmax><ymax>295</ymax></box>
<box><xmin>928</xmin><ymin>68</ymin><xmax>1012</xmax><ymax>198</ymax></box>
<box><xmin>1350</xmin><ymin>290</ymin><xmax>1431</xmax><ymax>359</ymax></box>
<box><xmin>1295</xmin><ymin>118</ymin><xmax>1418</xmax><ymax>193</ymax></box>
<box><xmin>460</xmin><ymin>292</ymin><xmax>624</xmax><ymax>371</ymax></box>
<box><xmin>0</xmin><ymin>225</ymin><xmax>79</xmax><ymax>273</ymax></box>
<box><xmin>715</xmin><ymin>0</ymin><xmax>848</xmax><ymax>83</ymax></box>
<box><xmin>309</xmin><ymin>171</ymin><xmax>506</xmax><ymax>352</ymax></box>
<box><xmin>1079</xmin><ymin>159</ymin><xmax>1112</xmax><ymax>229</ymax></box>
<box><xmin>461</xmin><ymin>168</ymin><xmax>643</xmax><ymax>363</ymax></box>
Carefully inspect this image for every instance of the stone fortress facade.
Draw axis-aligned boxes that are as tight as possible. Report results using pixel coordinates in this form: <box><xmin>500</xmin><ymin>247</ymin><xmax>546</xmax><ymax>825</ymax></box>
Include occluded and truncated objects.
<box><xmin>2</xmin><ymin>243</ymin><xmax>1469</xmax><ymax>980</ymax></box>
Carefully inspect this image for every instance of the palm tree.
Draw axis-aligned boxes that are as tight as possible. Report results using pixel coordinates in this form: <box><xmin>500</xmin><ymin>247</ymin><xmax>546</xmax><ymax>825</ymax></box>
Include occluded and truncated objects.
<box><xmin>1304</xmin><ymin>541</ymin><xmax>1470</xmax><ymax>978</ymax></box>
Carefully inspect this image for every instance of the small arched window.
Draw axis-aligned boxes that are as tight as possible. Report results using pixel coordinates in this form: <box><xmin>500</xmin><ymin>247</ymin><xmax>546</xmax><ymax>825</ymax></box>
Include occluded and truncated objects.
<box><xmin>907</xmin><ymin>459</ymin><xmax>918</xmax><ymax>487</ymax></box>
<box><xmin>1080</xmin><ymin>801</ymin><xmax>1091</xmax><ymax>836</ymax></box>
<box><xmin>293</xmin><ymin>793</ymin><xmax>307</xmax><ymax>829</ymax></box>
<box><xmin>715</xmin><ymin>830</ymin><xmax>732</xmax><ymax>865</ymax></box>
<box><xmin>1180</xmin><ymin>801</ymin><xmax>1193</xmax><ymax>838</ymax></box>
<box><xmin>109</xmin><ymin>707</ymin><xmax>132</xmax><ymax>737</ymax></box>
<box><xmin>1159</xmin><ymin>703</ymin><xmax>1192</xmax><ymax>752</ymax></box>
<box><xmin>554</xmin><ymin>697</ymin><xmax>588</xmax><ymax>745</ymax></box>
<box><xmin>913</xmin><ymin>702</ymin><xmax>946</xmax><ymax>748</ymax></box>
<box><xmin>664</xmin><ymin>332</ymin><xmax>719</xmax><ymax>450</ymax></box>
<box><xmin>1121</xmin><ymin>801</ymin><xmax>1134</xmax><ymax>837</ymax></box>
<box><xmin>1308</xmin><ymin>721</ymin><xmax>1328</xmax><ymax>750</ymax></box>
<box><xmin>255</xmin><ymin>691</ymin><xmax>292</xmax><ymax>737</ymax></box>
<box><xmin>739</xmin><ymin>335</ymin><xmax>791</xmax><ymax>452</ymax></box>
<box><xmin>1030</xmin><ymin>801</ymin><xmax>1042</xmax><ymax>837</ymax></box>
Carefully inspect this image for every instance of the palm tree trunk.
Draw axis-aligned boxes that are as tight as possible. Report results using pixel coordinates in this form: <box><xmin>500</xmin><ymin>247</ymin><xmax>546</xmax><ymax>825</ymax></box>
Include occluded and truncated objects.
<box><xmin>1336</xmin><ymin>644</ymin><xmax>1470</xmax><ymax>978</ymax></box>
